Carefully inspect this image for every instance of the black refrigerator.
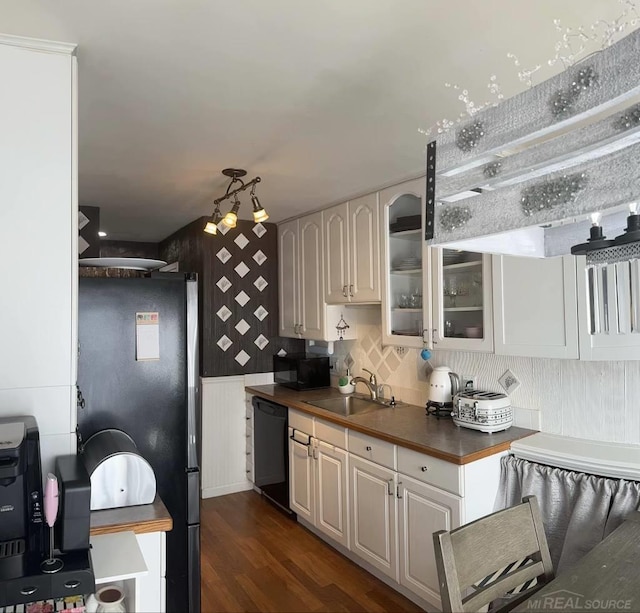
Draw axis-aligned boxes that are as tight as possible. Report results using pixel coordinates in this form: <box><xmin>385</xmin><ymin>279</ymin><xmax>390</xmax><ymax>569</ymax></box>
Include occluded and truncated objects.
<box><xmin>77</xmin><ymin>273</ymin><xmax>200</xmax><ymax>613</ymax></box>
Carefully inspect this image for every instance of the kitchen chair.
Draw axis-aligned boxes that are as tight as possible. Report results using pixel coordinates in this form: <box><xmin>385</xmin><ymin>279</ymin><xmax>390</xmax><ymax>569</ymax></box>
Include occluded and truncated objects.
<box><xmin>433</xmin><ymin>495</ymin><xmax>554</xmax><ymax>613</ymax></box>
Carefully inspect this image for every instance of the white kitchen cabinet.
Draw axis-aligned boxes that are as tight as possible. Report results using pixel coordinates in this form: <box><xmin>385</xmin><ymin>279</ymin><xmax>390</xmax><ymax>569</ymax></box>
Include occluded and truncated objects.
<box><xmin>289</xmin><ymin>428</ymin><xmax>316</xmax><ymax>523</ymax></box>
<box><xmin>278</xmin><ymin>214</ymin><xmax>323</xmax><ymax>338</ymax></box>
<box><xmin>431</xmin><ymin>249</ymin><xmax>494</xmax><ymax>352</ymax></box>
<box><xmin>380</xmin><ymin>178</ymin><xmax>429</xmax><ymax>349</ymax></box>
<box><xmin>380</xmin><ymin>176</ymin><xmax>493</xmax><ymax>352</ymax></box>
<box><xmin>324</xmin><ymin>194</ymin><xmax>381</xmax><ymax>304</ymax></box>
<box><xmin>245</xmin><ymin>394</ymin><xmax>254</xmax><ymax>483</ymax></box>
<box><xmin>0</xmin><ymin>35</ymin><xmax>78</xmax><ymax>469</ymax></box>
<box><xmin>575</xmin><ymin>255</ymin><xmax>640</xmax><ymax>360</ymax></box>
<box><xmin>493</xmin><ymin>254</ymin><xmax>578</xmax><ymax>359</ymax></box>
<box><xmin>278</xmin><ymin>213</ymin><xmax>357</xmax><ymax>341</ymax></box>
<box><xmin>349</xmin><ymin>454</ymin><xmax>398</xmax><ymax>580</ymax></box>
<box><xmin>342</xmin><ymin>429</ymin><xmax>501</xmax><ymax>609</ymax></box>
<box><xmin>278</xmin><ymin>219</ymin><xmax>299</xmax><ymax>338</ymax></box>
<box><xmin>289</xmin><ymin>410</ymin><xmax>350</xmax><ymax>547</ymax></box>
<box><xmin>315</xmin><ymin>440</ymin><xmax>349</xmax><ymax>548</ymax></box>
<box><xmin>397</xmin><ymin>475</ymin><xmax>461</xmax><ymax>605</ymax></box>
<box><xmin>90</xmin><ymin>530</ymin><xmax>166</xmax><ymax>613</ymax></box>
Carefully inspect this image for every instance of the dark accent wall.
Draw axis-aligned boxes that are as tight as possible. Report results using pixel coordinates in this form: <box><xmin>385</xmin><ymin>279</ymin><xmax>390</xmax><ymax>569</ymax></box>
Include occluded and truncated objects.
<box><xmin>160</xmin><ymin>216</ymin><xmax>303</xmax><ymax>377</ymax></box>
<box><xmin>100</xmin><ymin>240</ymin><xmax>160</xmax><ymax>259</ymax></box>
<box><xmin>78</xmin><ymin>206</ymin><xmax>100</xmax><ymax>257</ymax></box>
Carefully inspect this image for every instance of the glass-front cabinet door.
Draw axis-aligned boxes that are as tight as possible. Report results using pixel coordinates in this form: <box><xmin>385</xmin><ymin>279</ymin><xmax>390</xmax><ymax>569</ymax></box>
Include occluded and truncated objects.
<box><xmin>431</xmin><ymin>248</ymin><xmax>493</xmax><ymax>351</ymax></box>
<box><xmin>380</xmin><ymin>178</ymin><xmax>430</xmax><ymax>348</ymax></box>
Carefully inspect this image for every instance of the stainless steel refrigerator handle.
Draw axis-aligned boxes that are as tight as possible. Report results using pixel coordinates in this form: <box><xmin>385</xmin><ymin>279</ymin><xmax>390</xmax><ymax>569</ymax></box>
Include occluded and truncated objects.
<box><xmin>186</xmin><ymin>277</ymin><xmax>200</xmax><ymax>470</ymax></box>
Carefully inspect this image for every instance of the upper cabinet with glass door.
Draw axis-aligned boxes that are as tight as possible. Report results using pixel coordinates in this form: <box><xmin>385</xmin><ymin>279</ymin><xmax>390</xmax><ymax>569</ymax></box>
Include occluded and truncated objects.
<box><xmin>379</xmin><ymin>178</ymin><xmax>430</xmax><ymax>349</ymax></box>
<box><xmin>431</xmin><ymin>248</ymin><xmax>493</xmax><ymax>352</ymax></box>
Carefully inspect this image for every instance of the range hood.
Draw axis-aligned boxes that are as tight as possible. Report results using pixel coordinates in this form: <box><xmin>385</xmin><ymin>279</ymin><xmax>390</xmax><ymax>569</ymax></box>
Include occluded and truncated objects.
<box><xmin>426</xmin><ymin>27</ymin><xmax>640</xmax><ymax>262</ymax></box>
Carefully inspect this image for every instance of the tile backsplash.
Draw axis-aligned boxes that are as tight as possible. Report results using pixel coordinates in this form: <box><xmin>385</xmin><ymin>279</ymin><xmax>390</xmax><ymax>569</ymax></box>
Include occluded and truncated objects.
<box><xmin>330</xmin><ymin>307</ymin><xmax>640</xmax><ymax>445</ymax></box>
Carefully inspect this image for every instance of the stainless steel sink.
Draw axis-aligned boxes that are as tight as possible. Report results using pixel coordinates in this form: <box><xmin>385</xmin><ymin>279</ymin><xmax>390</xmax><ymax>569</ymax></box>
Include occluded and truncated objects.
<box><xmin>305</xmin><ymin>395</ymin><xmax>404</xmax><ymax>416</ymax></box>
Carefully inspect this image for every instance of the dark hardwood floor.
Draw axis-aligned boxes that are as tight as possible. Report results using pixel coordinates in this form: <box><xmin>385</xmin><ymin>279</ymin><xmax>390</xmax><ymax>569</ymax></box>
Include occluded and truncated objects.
<box><xmin>200</xmin><ymin>491</ymin><xmax>424</xmax><ymax>612</ymax></box>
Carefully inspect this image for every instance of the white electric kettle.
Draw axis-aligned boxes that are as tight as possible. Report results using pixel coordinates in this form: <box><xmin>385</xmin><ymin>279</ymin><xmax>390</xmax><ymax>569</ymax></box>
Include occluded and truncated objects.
<box><xmin>428</xmin><ymin>366</ymin><xmax>461</xmax><ymax>405</ymax></box>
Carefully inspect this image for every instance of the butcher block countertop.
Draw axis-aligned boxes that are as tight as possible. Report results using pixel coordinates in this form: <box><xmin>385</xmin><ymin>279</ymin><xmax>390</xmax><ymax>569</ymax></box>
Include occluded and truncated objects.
<box><xmin>90</xmin><ymin>495</ymin><xmax>173</xmax><ymax>536</ymax></box>
<box><xmin>246</xmin><ymin>384</ymin><xmax>536</xmax><ymax>465</ymax></box>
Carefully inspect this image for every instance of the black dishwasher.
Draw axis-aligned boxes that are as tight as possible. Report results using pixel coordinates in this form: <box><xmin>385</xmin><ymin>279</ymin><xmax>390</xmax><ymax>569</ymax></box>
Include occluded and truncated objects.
<box><xmin>252</xmin><ymin>396</ymin><xmax>291</xmax><ymax>513</ymax></box>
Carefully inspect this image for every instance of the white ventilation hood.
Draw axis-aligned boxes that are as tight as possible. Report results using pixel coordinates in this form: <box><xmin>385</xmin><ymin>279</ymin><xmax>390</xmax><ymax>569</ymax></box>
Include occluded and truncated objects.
<box><xmin>426</xmin><ymin>27</ymin><xmax>640</xmax><ymax>260</ymax></box>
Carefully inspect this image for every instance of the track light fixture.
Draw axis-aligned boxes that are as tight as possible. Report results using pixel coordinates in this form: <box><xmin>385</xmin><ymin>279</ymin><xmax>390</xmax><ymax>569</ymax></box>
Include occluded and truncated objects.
<box><xmin>204</xmin><ymin>168</ymin><xmax>268</xmax><ymax>235</ymax></box>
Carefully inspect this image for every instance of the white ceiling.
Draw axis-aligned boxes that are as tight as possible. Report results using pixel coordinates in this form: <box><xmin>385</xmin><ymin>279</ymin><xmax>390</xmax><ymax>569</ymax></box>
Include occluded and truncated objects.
<box><xmin>2</xmin><ymin>1</ymin><xmax>633</xmax><ymax>241</ymax></box>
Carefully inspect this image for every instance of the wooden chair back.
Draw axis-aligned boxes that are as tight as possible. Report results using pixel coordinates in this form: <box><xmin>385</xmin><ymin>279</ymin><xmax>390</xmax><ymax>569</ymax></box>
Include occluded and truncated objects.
<box><xmin>433</xmin><ymin>495</ymin><xmax>554</xmax><ymax>613</ymax></box>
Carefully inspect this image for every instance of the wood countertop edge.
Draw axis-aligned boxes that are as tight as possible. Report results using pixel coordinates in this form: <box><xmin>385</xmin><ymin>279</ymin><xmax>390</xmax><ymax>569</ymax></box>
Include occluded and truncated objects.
<box><xmin>246</xmin><ymin>386</ymin><xmax>533</xmax><ymax>465</ymax></box>
<box><xmin>90</xmin><ymin>516</ymin><xmax>173</xmax><ymax>536</ymax></box>
<box><xmin>90</xmin><ymin>496</ymin><xmax>173</xmax><ymax>536</ymax></box>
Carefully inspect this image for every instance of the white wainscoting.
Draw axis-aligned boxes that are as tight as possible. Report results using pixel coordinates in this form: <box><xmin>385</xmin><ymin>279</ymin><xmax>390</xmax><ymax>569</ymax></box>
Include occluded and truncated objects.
<box><xmin>200</xmin><ymin>373</ymin><xmax>273</xmax><ymax>498</ymax></box>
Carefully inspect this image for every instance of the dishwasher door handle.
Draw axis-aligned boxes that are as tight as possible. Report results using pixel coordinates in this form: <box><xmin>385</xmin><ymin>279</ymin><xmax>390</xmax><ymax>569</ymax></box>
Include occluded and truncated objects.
<box><xmin>289</xmin><ymin>429</ymin><xmax>311</xmax><ymax>445</ymax></box>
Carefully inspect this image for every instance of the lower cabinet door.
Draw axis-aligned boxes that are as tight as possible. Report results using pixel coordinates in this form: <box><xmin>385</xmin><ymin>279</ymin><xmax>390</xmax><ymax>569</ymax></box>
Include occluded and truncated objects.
<box><xmin>315</xmin><ymin>441</ymin><xmax>348</xmax><ymax>548</ymax></box>
<box><xmin>289</xmin><ymin>430</ymin><xmax>315</xmax><ymax>523</ymax></box>
<box><xmin>397</xmin><ymin>475</ymin><xmax>462</xmax><ymax>607</ymax></box>
<box><xmin>349</xmin><ymin>454</ymin><xmax>397</xmax><ymax>580</ymax></box>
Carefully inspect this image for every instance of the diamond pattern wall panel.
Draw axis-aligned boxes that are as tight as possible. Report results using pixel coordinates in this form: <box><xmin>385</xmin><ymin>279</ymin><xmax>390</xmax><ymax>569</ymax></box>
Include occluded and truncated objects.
<box><xmin>159</xmin><ymin>217</ymin><xmax>305</xmax><ymax>377</ymax></box>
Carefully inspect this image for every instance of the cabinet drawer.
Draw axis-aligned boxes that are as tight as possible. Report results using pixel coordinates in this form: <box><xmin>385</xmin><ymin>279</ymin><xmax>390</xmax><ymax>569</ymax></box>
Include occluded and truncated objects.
<box><xmin>315</xmin><ymin>417</ymin><xmax>347</xmax><ymax>449</ymax></box>
<box><xmin>348</xmin><ymin>430</ymin><xmax>395</xmax><ymax>469</ymax></box>
<box><xmin>397</xmin><ymin>446</ymin><xmax>463</xmax><ymax>496</ymax></box>
<box><xmin>289</xmin><ymin>408</ymin><xmax>314</xmax><ymax>435</ymax></box>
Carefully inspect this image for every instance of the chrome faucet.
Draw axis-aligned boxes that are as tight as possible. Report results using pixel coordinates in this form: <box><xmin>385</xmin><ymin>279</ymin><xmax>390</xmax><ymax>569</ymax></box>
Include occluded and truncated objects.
<box><xmin>351</xmin><ymin>368</ymin><xmax>378</xmax><ymax>401</ymax></box>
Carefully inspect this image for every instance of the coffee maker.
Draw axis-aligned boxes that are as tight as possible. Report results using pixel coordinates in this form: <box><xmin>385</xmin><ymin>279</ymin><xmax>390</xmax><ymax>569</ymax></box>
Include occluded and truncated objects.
<box><xmin>0</xmin><ymin>416</ymin><xmax>44</xmax><ymax>580</ymax></box>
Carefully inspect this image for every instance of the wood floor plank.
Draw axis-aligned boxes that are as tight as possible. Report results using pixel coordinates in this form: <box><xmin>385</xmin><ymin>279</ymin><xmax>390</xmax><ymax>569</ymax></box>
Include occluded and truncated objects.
<box><xmin>200</xmin><ymin>491</ymin><xmax>423</xmax><ymax>612</ymax></box>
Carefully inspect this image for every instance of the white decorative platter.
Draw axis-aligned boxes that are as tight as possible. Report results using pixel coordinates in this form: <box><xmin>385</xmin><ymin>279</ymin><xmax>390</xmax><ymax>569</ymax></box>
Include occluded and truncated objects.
<box><xmin>79</xmin><ymin>258</ymin><xmax>168</xmax><ymax>271</ymax></box>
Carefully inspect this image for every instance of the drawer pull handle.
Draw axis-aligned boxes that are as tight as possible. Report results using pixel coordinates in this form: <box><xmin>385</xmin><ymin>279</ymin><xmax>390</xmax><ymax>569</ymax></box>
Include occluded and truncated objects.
<box><xmin>366</xmin><ymin>445</ymin><xmax>372</xmax><ymax>451</ymax></box>
<box><xmin>246</xmin><ymin>469</ymin><xmax>251</xmax><ymax>473</ymax></box>
<box><xmin>246</xmin><ymin>416</ymin><xmax>251</xmax><ymax>420</ymax></box>
<box><xmin>20</xmin><ymin>586</ymin><xmax>38</xmax><ymax>596</ymax></box>
<box><xmin>246</xmin><ymin>451</ymin><xmax>251</xmax><ymax>456</ymax></box>
<box><xmin>387</xmin><ymin>478</ymin><xmax>393</xmax><ymax>496</ymax></box>
<box><xmin>421</xmin><ymin>466</ymin><xmax>428</xmax><ymax>472</ymax></box>
<box><xmin>64</xmin><ymin>580</ymin><xmax>80</xmax><ymax>589</ymax></box>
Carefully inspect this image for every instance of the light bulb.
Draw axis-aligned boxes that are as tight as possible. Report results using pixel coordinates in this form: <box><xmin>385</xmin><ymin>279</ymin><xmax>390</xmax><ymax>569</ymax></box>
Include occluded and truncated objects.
<box><xmin>590</xmin><ymin>212</ymin><xmax>602</xmax><ymax>226</ymax></box>
<box><xmin>253</xmin><ymin>208</ymin><xmax>269</xmax><ymax>223</ymax></box>
<box><xmin>222</xmin><ymin>198</ymin><xmax>241</xmax><ymax>228</ymax></box>
<box><xmin>630</xmin><ymin>202</ymin><xmax>638</xmax><ymax>215</ymax></box>
<box><xmin>251</xmin><ymin>194</ymin><xmax>268</xmax><ymax>222</ymax></box>
<box><xmin>204</xmin><ymin>221</ymin><xmax>218</xmax><ymax>235</ymax></box>
<box><xmin>223</xmin><ymin>211</ymin><xmax>237</xmax><ymax>228</ymax></box>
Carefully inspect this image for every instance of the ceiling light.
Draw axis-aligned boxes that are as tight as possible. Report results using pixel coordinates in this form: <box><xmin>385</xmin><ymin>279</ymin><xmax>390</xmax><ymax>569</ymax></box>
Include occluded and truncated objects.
<box><xmin>204</xmin><ymin>205</ymin><xmax>223</xmax><ymax>235</ymax></box>
<box><xmin>222</xmin><ymin>195</ymin><xmax>241</xmax><ymax>228</ymax></box>
<box><xmin>570</xmin><ymin>212</ymin><xmax>615</xmax><ymax>256</ymax></box>
<box><xmin>98</xmin><ymin>231</ymin><xmax>107</xmax><ymax>237</ymax></box>
<box><xmin>205</xmin><ymin>168</ymin><xmax>267</xmax><ymax>235</ymax></box>
<box><xmin>251</xmin><ymin>187</ymin><xmax>269</xmax><ymax>223</ymax></box>
<box><xmin>571</xmin><ymin>203</ymin><xmax>640</xmax><ymax>263</ymax></box>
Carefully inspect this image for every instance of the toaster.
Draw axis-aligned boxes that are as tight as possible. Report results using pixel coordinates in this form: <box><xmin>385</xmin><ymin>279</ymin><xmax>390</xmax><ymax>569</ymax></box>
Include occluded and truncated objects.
<box><xmin>452</xmin><ymin>390</ymin><xmax>513</xmax><ymax>433</ymax></box>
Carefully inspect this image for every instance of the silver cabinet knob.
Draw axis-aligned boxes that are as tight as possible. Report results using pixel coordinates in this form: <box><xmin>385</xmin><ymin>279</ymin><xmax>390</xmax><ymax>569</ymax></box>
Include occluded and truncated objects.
<box><xmin>421</xmin><ymin>466</ymin><xmax>428</xmax><ymax>472</ymax></box>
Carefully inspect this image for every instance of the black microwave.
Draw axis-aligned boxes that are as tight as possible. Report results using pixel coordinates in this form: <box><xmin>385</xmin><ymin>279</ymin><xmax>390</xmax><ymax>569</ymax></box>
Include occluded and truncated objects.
<box><xmin>273</xmin><ymin>354</ymin><xmax>331</xmax><ymax>390</ymax></box>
